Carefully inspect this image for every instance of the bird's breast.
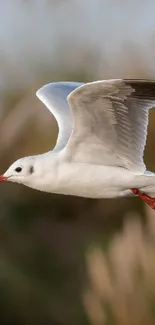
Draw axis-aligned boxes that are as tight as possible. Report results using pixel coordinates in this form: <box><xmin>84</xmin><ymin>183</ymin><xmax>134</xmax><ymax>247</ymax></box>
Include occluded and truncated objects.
<box><xmin>42</xmin><ymin>162</ymin><xmax>135</xmax><ymax>198</ymax></box>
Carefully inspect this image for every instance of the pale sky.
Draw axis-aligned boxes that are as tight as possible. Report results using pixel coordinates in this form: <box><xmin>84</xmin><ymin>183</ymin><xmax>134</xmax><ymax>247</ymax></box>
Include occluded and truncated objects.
<box><xmin>0</xmin><ymin>0</ymin><xmax>155</xmax><ymax>94</ymax></box>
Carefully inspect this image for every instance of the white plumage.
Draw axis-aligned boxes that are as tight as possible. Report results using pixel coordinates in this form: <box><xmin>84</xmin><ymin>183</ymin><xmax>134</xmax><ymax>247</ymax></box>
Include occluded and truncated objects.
<box><xmin>1</xmin><ymin>79</ymin><xmax>155</xmax><ymax>208</ymax></box>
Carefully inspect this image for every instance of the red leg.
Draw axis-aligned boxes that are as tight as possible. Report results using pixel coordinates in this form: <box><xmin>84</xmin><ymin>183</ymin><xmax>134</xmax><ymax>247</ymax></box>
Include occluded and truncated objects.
<box><xmin>131</xmin><ymin>188</ymin><xmax>155</xmax><ymax>210</ymax></box>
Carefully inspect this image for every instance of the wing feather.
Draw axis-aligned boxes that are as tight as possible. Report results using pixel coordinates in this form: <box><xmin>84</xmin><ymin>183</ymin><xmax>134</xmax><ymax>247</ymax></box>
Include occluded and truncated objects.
<box><xmin>65</xmin><ymin>79</ymin><xmax>155</xmax><ymax>172</ymax></box>
<box><xmin>36</xmin><ymin>82</ymin><xmax>83</xmax><ymax>151</ymax></box>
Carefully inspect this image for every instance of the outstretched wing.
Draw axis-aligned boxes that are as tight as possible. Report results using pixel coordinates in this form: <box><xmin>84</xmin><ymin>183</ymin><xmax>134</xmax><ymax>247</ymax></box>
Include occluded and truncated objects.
<box><xmin>65</xmin><ymin>79</ymin><xmax>155</xmax><ymax>173</ymax></box>
<box><xmin>36</xmin><ymin>82</ymin><xmax>84</xmax><ymax>151</ymax></box>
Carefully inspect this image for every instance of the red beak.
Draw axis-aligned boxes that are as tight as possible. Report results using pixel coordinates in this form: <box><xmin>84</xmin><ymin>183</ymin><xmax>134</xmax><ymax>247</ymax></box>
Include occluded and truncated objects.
<box><xmin>0</xmin><ymin>175</ymin><xmax>8</xmax><ymax>182</ymax></box>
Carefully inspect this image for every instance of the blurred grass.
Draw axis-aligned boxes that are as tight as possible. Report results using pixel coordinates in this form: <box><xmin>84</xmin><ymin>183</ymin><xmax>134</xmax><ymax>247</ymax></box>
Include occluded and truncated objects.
<box><xmin>84</xmin><ymin>215</ymin><xmax>155</xmax><ymax>325</ymax></box>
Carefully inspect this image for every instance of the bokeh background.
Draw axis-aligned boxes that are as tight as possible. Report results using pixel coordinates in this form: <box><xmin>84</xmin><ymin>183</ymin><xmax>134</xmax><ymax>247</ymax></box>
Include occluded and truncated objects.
<box><xmin>1</xmin><ymin>1</ymin><xmax>155</xmax><ymax>324</ymax></box>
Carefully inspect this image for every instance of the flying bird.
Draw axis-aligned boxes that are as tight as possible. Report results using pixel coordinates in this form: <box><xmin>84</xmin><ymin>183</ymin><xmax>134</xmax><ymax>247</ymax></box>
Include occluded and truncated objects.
<box><xmin>1</xmin><ymin>79</ymin><xmax>155</xmax><ymax>209</ymax></box>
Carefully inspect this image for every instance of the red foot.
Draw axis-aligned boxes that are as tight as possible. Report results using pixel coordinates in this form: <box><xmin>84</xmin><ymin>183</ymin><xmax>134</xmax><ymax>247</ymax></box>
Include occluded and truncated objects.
<box><xmin>131</xmin><ymin>188</ymin><xmax>155</xmax><ymax>210</ymax></box>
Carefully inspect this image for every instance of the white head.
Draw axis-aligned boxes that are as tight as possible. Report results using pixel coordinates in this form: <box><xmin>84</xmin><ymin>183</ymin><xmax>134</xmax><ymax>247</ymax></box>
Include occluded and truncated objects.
<box><xmin>0</xmin><ymin>156</ymin><xmax>38</xmax><ymax>187</ymax></box>
<box><xmin>0</xmin><ymin>153</ymin><xmax>59</xmax><ymax>193</ymax></box>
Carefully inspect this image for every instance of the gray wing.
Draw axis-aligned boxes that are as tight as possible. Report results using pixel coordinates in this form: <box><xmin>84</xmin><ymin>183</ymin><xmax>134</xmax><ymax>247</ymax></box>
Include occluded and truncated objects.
<box><xmin>36</xmin><ymin>82</ymin><xmax>84</xmax><ymax>151</ymax></box>
<box><xmin>65</xmin><ymin>79</ymin><xmax>155</xmax><ymax>173</ymax></box>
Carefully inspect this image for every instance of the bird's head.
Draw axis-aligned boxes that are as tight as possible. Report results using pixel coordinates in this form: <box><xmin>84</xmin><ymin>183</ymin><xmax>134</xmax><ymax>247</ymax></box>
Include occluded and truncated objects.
<box><xmin>0</xmin><ymin>156</ymin><xmax>36</xmax><ymax>185</ymax></box>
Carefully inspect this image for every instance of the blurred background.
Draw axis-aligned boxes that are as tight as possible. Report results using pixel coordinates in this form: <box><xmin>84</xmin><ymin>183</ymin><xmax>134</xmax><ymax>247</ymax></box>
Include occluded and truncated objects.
<box><xmin>1</xmin><ymin>1</ymin><xmax>155</xmax><ymax>324</ymax></box>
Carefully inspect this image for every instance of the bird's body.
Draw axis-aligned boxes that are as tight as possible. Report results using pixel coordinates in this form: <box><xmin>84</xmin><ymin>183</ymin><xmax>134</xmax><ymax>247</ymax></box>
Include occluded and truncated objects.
<box><xmin>20</xmin><ymin>153</ymin><xmax>135</xmax><ymax>198</ymax></box>
<box><xmin>1</xmin><ymin>79</ymin><xmax>155</xmax><ymax>208</ymax></box>
<box><xmin>9</xmin><ymin>149</ymin><xmax>155</xmax><ymax>200</ymax></box>
<box><xmin>32</xmin><ymin>163</ymin><xmax>155</xmax><ymax>199</ymax></box>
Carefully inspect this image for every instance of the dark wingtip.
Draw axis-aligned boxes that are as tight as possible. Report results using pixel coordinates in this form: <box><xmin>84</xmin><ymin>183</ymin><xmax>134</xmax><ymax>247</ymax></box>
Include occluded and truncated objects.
<box><xmin>123</xmin><ymin>79</ymin><xmax>155</xmax><ymax>100</ymax></box>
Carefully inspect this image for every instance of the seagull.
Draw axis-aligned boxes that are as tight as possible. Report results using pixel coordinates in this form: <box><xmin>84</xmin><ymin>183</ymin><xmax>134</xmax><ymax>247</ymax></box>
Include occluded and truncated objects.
<box><xmin>1</xmin><ymin>79</ymin><xmax>155</xmax><ymax>209</ymax></box>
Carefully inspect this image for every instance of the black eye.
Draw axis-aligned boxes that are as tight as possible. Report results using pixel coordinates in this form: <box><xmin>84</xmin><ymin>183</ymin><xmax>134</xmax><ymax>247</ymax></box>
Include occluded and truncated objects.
<box><xmin>15</xmin><ymin>167</ymin><xmax>22</xmax><ymax>173</ymax></box>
